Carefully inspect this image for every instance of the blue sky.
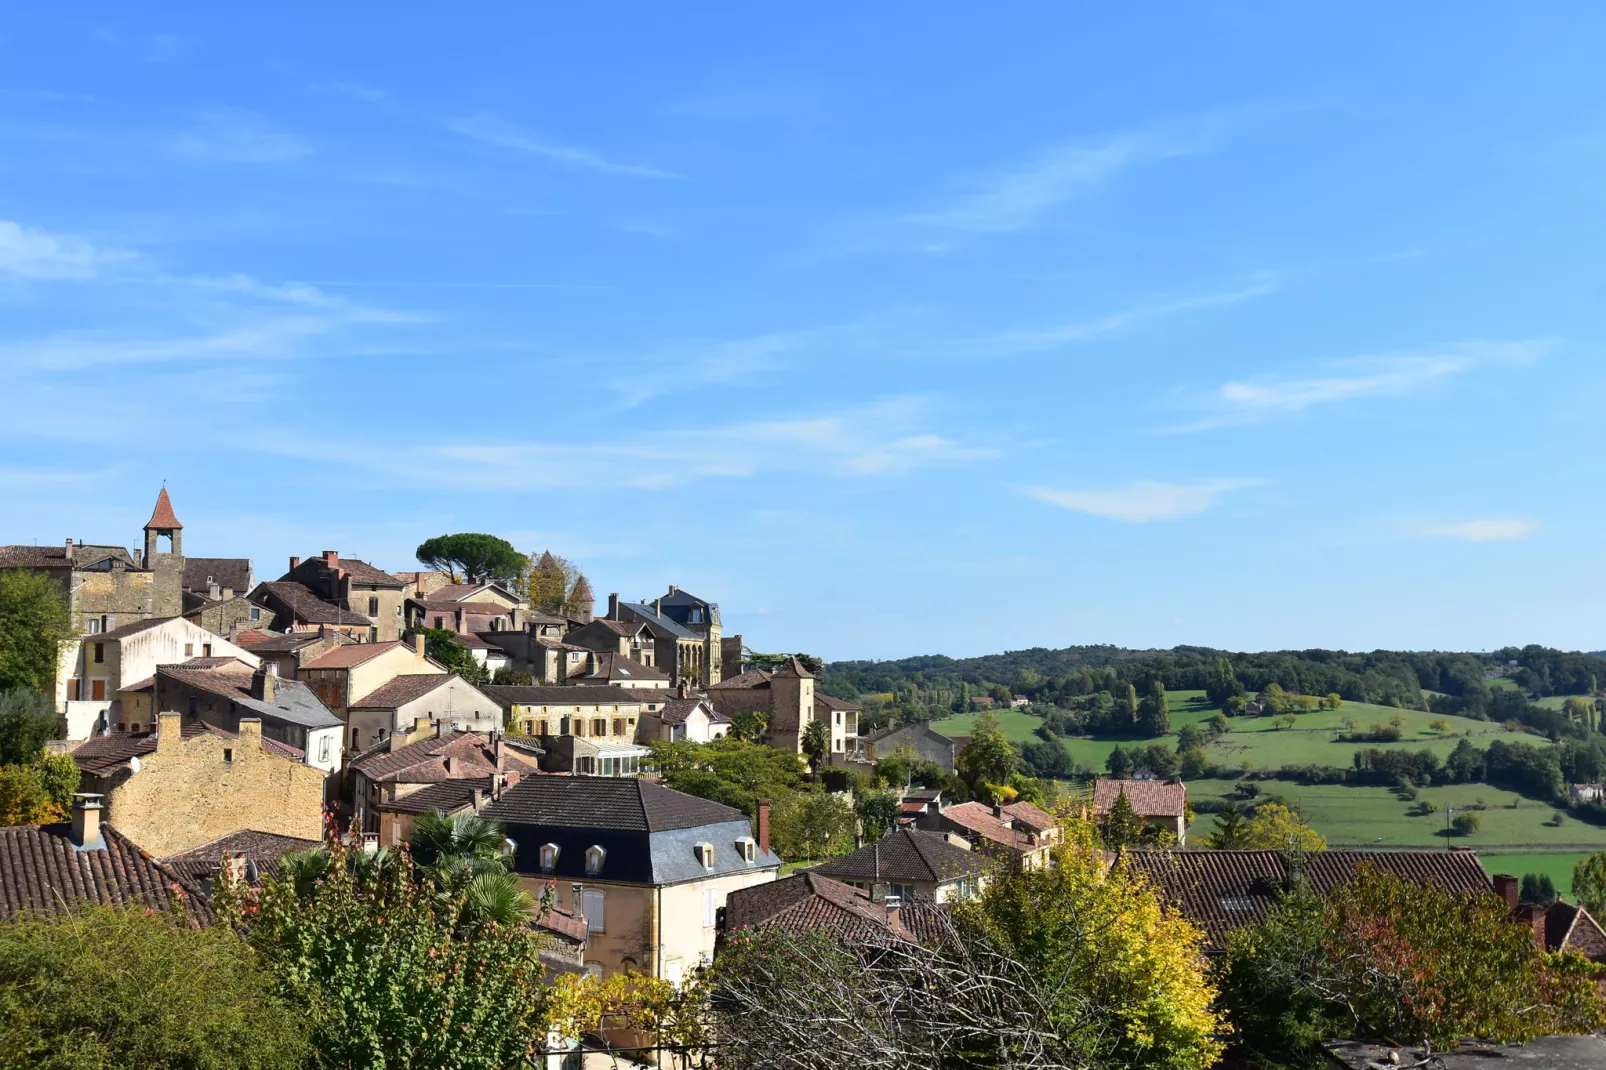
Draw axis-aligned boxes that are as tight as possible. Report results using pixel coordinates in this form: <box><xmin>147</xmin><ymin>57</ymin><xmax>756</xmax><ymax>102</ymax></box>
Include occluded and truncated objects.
<box><xmin>2</xmin><ymin>5</ymin><xmax>1604</xmax><ymax>660</ymax></box>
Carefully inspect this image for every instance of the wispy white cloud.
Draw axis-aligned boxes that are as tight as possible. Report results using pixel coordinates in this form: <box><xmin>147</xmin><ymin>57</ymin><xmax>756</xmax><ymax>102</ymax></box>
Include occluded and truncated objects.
<box><xmin>1023</xmin><ymin>478</ymin><xmax>1260</xmax><ymax>523</ymax></box>
<box><xmin>1420</xmin><ymin>519</ymin><xmax>1538</xmax><ymax>542</ymax></box>
<box><xmin>447</xmin><ymin>114</ymin><xmax>683</xmax><ymax>180</ymax></box>
<box><xmin>0</xmin><ymin>220</ymin><xmax>133</xmax><ymax>280</ymax></box>
<box><xmin>261</xmin><ymin>397</ymin><xmax>999</xmax><ymax>491</ymax></box>
<box><xmin>910</xmin><ymin>125</ymin><xmax>1219</xmax><ymax>235</ymax></box>
<box><xmin>1167</xmin><ymin>339</ymin><xmax>1555</xmax><ymax>432</ymax></box>
<box><xmin>959</xmin><ymin>276</ymin><xmax>1278</xmax><ymax>355</ymax></box>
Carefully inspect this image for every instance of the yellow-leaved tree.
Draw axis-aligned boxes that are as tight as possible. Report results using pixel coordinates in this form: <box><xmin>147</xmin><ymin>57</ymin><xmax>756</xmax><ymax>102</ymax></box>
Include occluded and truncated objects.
<box><xmin>951</xmin><ymin>820</ymin><xmax>1225</xmax><ymax>1069</ymax></box>
<box><xmin>1238</xmin><ymin>802</ymin><xmax>1327</xmax><ymax>854</ymax></box>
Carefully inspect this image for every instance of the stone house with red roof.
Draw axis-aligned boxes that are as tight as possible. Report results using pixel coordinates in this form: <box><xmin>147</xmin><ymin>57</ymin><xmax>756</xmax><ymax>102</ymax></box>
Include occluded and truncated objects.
<box><xmin>918</xmin><ymin>799</ymin><xmax>1058</xmax><ymax>869</ymax></box>
<box><xmin>707</xmin><ymin>657</ymin><xmax>861</xmax><ymax>759</ymax></box>
<box><xmin>1092</xmin><ymin>778</ymin><xmax>1189</xmax><ymax>845</ymax></box>
<box><xmin>347</xmin><ymin>729</ymin><xmax>538</xmax><ymax>844</ymax></box>
<box><xmin>345</xmin><ymin>671</ymin><xmax>503</xmax><ymax>752</ymax></box>
<box><xmin>275</xmin><ymin>550</ymin><xmax>408</xmax><ymax>641</ymax></box>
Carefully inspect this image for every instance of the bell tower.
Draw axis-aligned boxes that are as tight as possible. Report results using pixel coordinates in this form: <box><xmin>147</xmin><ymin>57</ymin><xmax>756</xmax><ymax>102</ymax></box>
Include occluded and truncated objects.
<box><xmin>142</xmin><ymin>487</ymin><xmax>185</xmax><ymax>617</ymax></box>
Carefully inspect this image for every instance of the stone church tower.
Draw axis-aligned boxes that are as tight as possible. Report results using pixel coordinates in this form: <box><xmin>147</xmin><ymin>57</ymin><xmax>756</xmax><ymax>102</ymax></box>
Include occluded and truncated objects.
<box><xmin>141</xmin><ymin>487</ymin><xmax>185</xmax><ymax>618</ymax></box>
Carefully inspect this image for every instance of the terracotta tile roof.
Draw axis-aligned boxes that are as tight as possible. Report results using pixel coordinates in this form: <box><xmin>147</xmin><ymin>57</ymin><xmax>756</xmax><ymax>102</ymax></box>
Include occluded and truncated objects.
<box><xmin>659</xmin><ymin>696</ymin><xmax>716</xmax><ymax>726</ymax></box>
<box><xmin>412</xmin><ymin>599</ymin><xmax>511</xmax><ymax>616</ymax></box>
<box><xmin>230</xmin><ymin>630</ymin><xmax>277</xmax><ymax>649</ymax></box>
<box><xmin>160</xmin><ymin>829</ymin><xmax>321</xmax><ymax>889</ymax></box>
<box><xmin>535</xmin><ymin>903</ymin><xmax>589</xmax><ymax>943</ymax></box>
<box><xmin>254</xmin><ymin>582</ymin><xmax>372</xmax><ymax>626</ymax></box>
<box><xmin>939</xmin><ymin>801</ymin><xmax>1035</xmax><ymax>852</ymax></box>
<box><xmin>1545</xmin><ymin>902</ymin><xmax>1606</xmax><ymax>961</ymax></box>
<box><xmin>72</xmin><ymin>721</ymin><xmax>307</xmax><ymax>775</ymax></box>
<box><xmin>320</xmin><ymin>557</ymin><xmax>403</xmax><ymax>587</ymax></box>
<box><xmin>813</xmin><ymin>692</ymin><xmax>861</xmax><ymax>711</ymax></box>
<box><xmin>771</xmin><ymin>656</ymin><xmax>814</xmax><ymax>680</ymax></box>
<box><xmin>1093</xmin><ymin>778</ymin><xmax>1187</xmax><ymax>818</ymax></box>
<box><xmin>482</xmin><ymin>776</ymin><xmax>745</xmax><ymax>833</ymax></box>
<box><xmin>592</xmin><ymin>618</ymin><xmax>645</xmax><ymax>636</ymax></box>
<box><xmin>182</xmin><ymin>558</ymin><xmax>250</xmax><ymax>593</ymax></box>
<box><xmin>375</xmin><ymin>780</ymin><xmax>481</xmax><ymax>815</ymax></box>
<box><xmin>582</xmin><ymin>653</ymin><xmax>668</xmax><ymax>683</ymax></box>
<box><xmin>302</xmin><ymin>640</ymin><xmax>407</xmax><ymax>669</ymax></box>
<box><xmin>1001</xmin><ymin>800</ymin><xmax>1057</xmax><ymax>832</ymax></box>
<box><xmin>1121</xmin><ymin>849</ymin><xmax>1494</xmax><ymax>950</ymax></box>
<box><xmin>0</xmin><ymin>824</ymin><xmax>206</xmax><ymax>919</ymax></box>
<box><xmin>0</xmin><ymin>545</ymin><xmax>73</xmax><ymax>568</ymax></box>
<box><xmin>724</xmin><ymin>870</ymin><xmax>915</xmax><ymax>944</ymax></box>
<box><xmin>120</xmin><ymin>675</ymin><xmax>154</xmax><ymax>693</ymax></box>
<box><xmin>240</xmin><ymin>631</ymin><xmax>333</xmax><ymax>653</ymax></box>
<box><xmin>349</xmin><ymin>673</ymin><xmax>453</xmax><ymax>709</ymax></box>
<box><xmin>145</xmin><ymin>487</ymin><xmax>182</xmax><ymax>529</ymax></box>
<box><xmin>816</xmin><ymin>829</ymin><xmax>987</xmax><ymax>885</ymax></box>
<box><xmin>709</xmin><ymin>668</ymin><xmax>772</xmax><ymax>690</ymax></box>
<box><xmin>900</xmin><ymin>801</ymin><xmax>927</xmax><ymax>815</ymax></box>
<box><xmin>349</xmin><ymin>731</ymin><xmax>531</xmax><ymax>784</ymax></box>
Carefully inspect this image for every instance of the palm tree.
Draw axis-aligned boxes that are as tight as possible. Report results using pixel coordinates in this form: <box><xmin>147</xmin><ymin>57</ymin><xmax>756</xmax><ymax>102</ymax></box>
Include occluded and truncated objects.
<box><xmin>280</xmin><ymin>848</ymin><xmax>330</xmax><ymax>898</ymax></box>
<box><xmin>464</xmin><ymin>872</ymin><xmax>536</xmax><ymax>926</ymax></box>
<box><xmin>407</xmin><ymin>811</ymin><xmax>530</xmax><ymax>928</ymax></box>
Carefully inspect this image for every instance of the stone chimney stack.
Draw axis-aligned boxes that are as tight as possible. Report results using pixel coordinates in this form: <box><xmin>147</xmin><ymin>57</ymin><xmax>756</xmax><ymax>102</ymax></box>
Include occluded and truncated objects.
<box><xmin>209</xmin><ymin>582</ymin><xmax>222</xmax><ymax>602</ymax></box>
<box><xmin>667</xmin><ymin>584</ymin><xmax>678</xmax><ymax>596</ymax></box>
<box><xmin>412</xmin><ymin>631</ymin><xmax>426</xmax><ymax>656</ymax></box>
<box><xmin>70</xmin><ymin>793</ymin><xmax>105</xmax><ymax>850</ymax></box>
<box><xmin>756</xmin><ymin>797</ymin><xmax>771</xmax><ymax>856</ymax></box>
<box><xmin>157</xmin><ymin>711</ymin><xmax>183</xmax><ymax>754</ymax></box>
<box><xmin>251</xmin><ymin>667</ymin><xmax>276</xmax><ymax>703</ymax></box>
<box><xmin>1493</xmin><ymin>873</ymin><xmax>1520</xmax><ymax>913</ymax></box>
<box><xmin>607</xmin><ymin>593</ymin><xmax>620</xmax><ymax>619</ymax></box>
<box><xmin>64</xmin><ymin>538</ymin><xmax>74</xmax><ymax>565</ymax></box>
<box><xmin>1522</xmin><ymin>903</ymin><xmax>1549</xmax><ymax>951</ymax></box>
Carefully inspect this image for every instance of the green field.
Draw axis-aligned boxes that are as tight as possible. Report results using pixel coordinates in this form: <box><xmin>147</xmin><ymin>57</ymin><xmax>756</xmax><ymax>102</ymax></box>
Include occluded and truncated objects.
<box><xmin>1479</xmin><ymin>853</ymin><xmax>1592</xmax><ymax>896</ymax></box>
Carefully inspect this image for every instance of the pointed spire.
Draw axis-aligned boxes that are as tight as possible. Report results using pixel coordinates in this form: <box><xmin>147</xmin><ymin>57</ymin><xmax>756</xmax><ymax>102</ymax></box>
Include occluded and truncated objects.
<box><xmin>773</xmin><ymin>656</ymin><xmax>814</xmax><ymax>680</ymax></box>
<box><xmin>144</xmin><ymin>487</ymin><xmax>182</xmax><ymax>530</ymax></box>
<box><xmin>570</xmin><ymin>573</ymin><xmax>593</xmax><ymax>601</ymax></box>
<box><xmin>535</xmin><ymin>549</ymin><xmax>558</xmax><ymax>571</ymax></box>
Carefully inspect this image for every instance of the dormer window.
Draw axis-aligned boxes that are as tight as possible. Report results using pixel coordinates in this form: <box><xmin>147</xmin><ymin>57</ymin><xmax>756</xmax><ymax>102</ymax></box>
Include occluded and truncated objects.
<box><xmin>694</xmin><ymin>843</ymin><xmax>714</xmax><ymax>869</ymax></box>
<box><xmin>585</xmin><ymin>845</ymin><xmax>606</xmax><ymax>876</ymax></box>
<box><xmin>736</xmin><ymin>837</ymin><xmax>757</xmax><ymax>863</ymax></box>
<box><xmin>539</xmin><ymin>843</ymin><xmax>560</xmax><ymax>872</ymax></box>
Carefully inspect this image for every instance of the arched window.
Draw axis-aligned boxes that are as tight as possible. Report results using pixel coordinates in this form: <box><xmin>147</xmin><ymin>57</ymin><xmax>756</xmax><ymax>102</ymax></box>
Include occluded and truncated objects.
<box><xmin>585</xmin><ymin>845</ymin><xmax>606</xmax><ymax>876</ymax></box>
<box><xmin>539</xmin><ymin>843</ymin><xmax>560</xmax><ymax>872</ymax></box>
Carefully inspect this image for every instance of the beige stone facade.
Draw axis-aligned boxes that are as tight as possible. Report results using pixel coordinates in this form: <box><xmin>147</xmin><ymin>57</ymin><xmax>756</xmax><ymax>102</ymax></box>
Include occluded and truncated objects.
<box><xmin>88</xmin><ymin>713</ymin><xmax>325</xmax><ymax>856</ymax></box>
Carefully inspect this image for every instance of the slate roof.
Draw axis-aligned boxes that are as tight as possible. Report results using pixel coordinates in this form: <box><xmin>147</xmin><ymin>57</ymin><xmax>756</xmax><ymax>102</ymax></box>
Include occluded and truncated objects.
<box><xmin>1121</xmin><ymin>849</ymin><xmax>1494</xmax><ymax>950</ymax></box>
<box><xmin>375</xmin><ymin>780</ymin><xmax>482</xmax><ymax>815</ymax></box>
<box><xmin>302</xmin><ymin>640</ymin><xmax>407</xmax><ymax>670</ymax></box>
<box><xmin>161</xmin><ymin>829</ymin><xmax>321</xmax><ymax>889</ymax></box>
<box><xmin>482</xmin><ymin>776</ymin><xmax>745</xmax><ymax>833</ymax></box>
<box><xmin>581</xmin><ymin>653</ymin><xmax>668</xmax><ymax>684</ymax></box>
<box><xmin>1093</xmin><ymin>778</ymin><xmax>1187</xmax><ymax>817</ymax></box>
<box><xmin>234</xmin><ymin>630</ymin><xmax>320</xmax><ymax>652</ymax></box>
<box><xmin>593</xmin><ymin>619</ymin><xmax>645</xmax><ymax>637</ymax></box>
<box><xmin>157</xmin><ymin>665</ymin><xmax>342</xmax><ymax>730</ymax></box>
<box><xmin>815</xmin><ymin>829</ymin><xmax>986</xmax><ymax>885</ymax></box>
<box><xmin>182</xmin><ymin>558</ymin><xmax>251</xmax><ymax>593</ymax></box>
<box><xmin>145</xmin><ymin>487</ymin><xmax>182</xmax><ymax>529</ymax></box>
<box><xmin>724</xmin><ymin>871</ymin><xmax>913</xmax><ymax>945</ymax></box>
<box><xmin>659</xmin><ymin>696</ymin><xmax>723</xmax><ymax>726</ymax></box>
<box><xmin>348</xmin><ymin>673</ymin><xmax>453</xmax><ymax>709</ymax></box>
<box><xmin>0</xmin><ymin>824</ymin><xmax>206</xmax><ymax>919</ymax></box>
<box><xmin>617</xmin><ymin>602</ymin><xmax>700</xmax><ymax>641</ymax></box>
<box><xmin>254</xmin><ymin>582</ymin><xmax>372</xmax><ymax>625</ymax></box>
<box><xmin>483</xmin><ymin>685</ymin><xmax>643</xmax><ymax>709</ymax></box>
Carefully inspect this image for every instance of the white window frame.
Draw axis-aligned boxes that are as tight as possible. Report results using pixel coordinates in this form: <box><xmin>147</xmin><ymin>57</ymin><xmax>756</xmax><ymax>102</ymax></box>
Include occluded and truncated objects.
<box><xmin>540</xmin><ymin>843</ymin><xmax>560</xmax><ymax>872</ymax></box>
<box><xmin>585</xmin><ymin>845</ymin><xmax>606</xmax><ymax>876</ymax></box>
<box><xmin>694</xmin><ymin>842</ymin><xmax>714</xmax><ymax>869</ymax></box>
<box><xmin>582</xmin><ymin>889</ymin><xmax>606</xmax><ymax>933</ymax></box>
<box><xmin>736</xmin><ymin>837</ymin><xmax>756</xmax><ymax>863</ymax></box>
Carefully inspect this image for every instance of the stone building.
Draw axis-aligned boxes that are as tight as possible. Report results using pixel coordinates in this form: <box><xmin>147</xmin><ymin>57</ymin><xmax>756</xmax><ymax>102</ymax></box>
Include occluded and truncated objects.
<box><xmin>152</xmin><ymin>661</ymin><xmax>344</xmax><ymax>774</ymax></box>
<box><xmin>0</xmin><ymin>488</ymin><xmax>188</xmax><ymax>709</ymax></box>
<box><xmin>179</xmin><ymin>557</ymin><xmax>258</xmax><ymax>636</ymax></box>
<box><xmin>605</xmin><ymin>587</ymin><xmax>723</xmax><ymax>688</ymax></box>
<box><xmin>62</xmin><ymin>616</ymin><xmax>261</xmax><ymax>739</ymax></box>
<box><xmin>348</xmin><ymin>729</ymin><xmax>537</xmax><ymax>843</ymax></box>
<box><xmin>405</xmin><ymin>581</ymin><xmax>528</xmax><ymax>635</ymax></box>
<box><xmin>345</xmin><ymin>672</ymin><xmax>504</xmax><ymax>752</ymax></box>
<box><xmin>297</xmin><ymin>636</ymin><xmax>445</xmax><ymax>715</ymax></box>
<box><xmin>483</xmin><ymin>685</ymin><xmax>650</xmax><ymax>775</ymax></box>
<box><xmin>248</xmin><ymin>581</ymin><xmax>376</xmax><ymax>641</ymax></box>
<box><xmin>277</xmin><ymin>551</ymin><xmax>407</xmax><ymax>641</ymax></box>
<box><xmin>707</xmin><ymin>657</ymin><xmax>859</xmax><ymax>759</ymax></box>
<box><xmin>860</xmin><ymin>721</ymin><xmax>957</xmax><ymax>774</ymax></box>
<box><xmin>69</xmin><ymin>712</ymin><xmax>326</xmax><ymax>856</ymax></box>
<box><xmin>1091</xmin><ymin>778</ymin><xmax>1188</xmax><ymax>845</ymax></box>
<box><xmin>482</xmin><ymin>778</ymin><xmax>781</xmax><ymax>981</ymax></box>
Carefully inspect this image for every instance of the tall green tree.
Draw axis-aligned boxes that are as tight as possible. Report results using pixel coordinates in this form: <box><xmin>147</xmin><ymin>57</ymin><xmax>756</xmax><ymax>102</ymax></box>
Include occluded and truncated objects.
<box><xmin>956</xmin><ymin>711</ymin><xmax>1019</xmax><ymax>798</ymax></box>
<box><xmin>0</xmin><ymin>571</ymin><xmax>72</xmax><ymax>696</ymax></box>
<box><xmin>801</xmin><ymin>719</ymin><xmax>829</xmax><ymax>777</ymax></box>
<box><xmin>1573</xmin><ymin>852</ymin><xmax>1606</xmax><ymax>918</ymax></box>
<box><xmin>0</xmin><ymin>689</ymin><xmax>60</xmax><ymax>766</ymax></box>
<box><xmin>415</xmin><ymin>533</ymin><xmax>527</xmax><ymax>585</ymax></box>
<box><xmin>853</xmin><ymin>790</ymin><xmax>902</xmax><ymax>843</ymax></box>
<box><xmin>769</xmin><ymin>791</ymin><xmax>854</xmax><ymax>862</ymax></box>
<box><xmin>1138</xmin><ymin>680</ymin><xmax>1170</xmax><ymax>737</ymax></box>
<box><xmin>420</xmin><ymin>627</ymin><xmax>490</xmax><ymax>686</ymax></box>
<box><xmin>1205</xmin><ymin>801</ymin><xmax>1250</xmax><ymax>848</ymax></box>
<box><xmin>0</xmin><ymin>906</ymin><xmax>309</xmax><ymax>1070</ymax></box>
<box><xmin>1101</xmin><ymin>790</ymin><xmax>1147</xmax><ymax>848</ymax></box>
<box><xmin>1106</xmin><ymin>743</ymin><xmax>1135</xmax><ymax>779</ymax></box>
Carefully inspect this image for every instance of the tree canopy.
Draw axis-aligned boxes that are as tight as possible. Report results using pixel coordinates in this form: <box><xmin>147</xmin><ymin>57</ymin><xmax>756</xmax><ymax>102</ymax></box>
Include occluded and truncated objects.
<box><xmin>0</xmin><ymin>571</ymin><xmax>72</xmax><ymax>696</ymax></box>
<box><xmin>415</xmin><ymin>533</ymin><xmax>526</xmax><ymax>585</ymax></box>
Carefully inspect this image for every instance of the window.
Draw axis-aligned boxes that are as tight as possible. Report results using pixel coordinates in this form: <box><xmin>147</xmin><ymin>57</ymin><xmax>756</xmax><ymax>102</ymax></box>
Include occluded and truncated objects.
<box><xmin>585</xmin><ymin>845</ymin><xmax>606</xmax><ymax>876</ymax></box>
<box><xmin>318</xmin><ymin>736</ymin><xmax>331</xmax><ymax>763</ymax></box>
<box><xmin>434</xmin><ymin>616</ymin><xmax>444</xmax><ymax>628</ymax></box>
<box><xmin>612</xmin><ymin>718</ymin><xmax>625</xmax><ymax>736</ymax></box>
<box><xmin>568</xmin><ymin>651</ymin><xmax>582</xmax><ymax>662</ymax></box>
<box><xmin>250</xmin><ymin>607</ymin><xmax>261</xmax><ymax>621</ymax></box>
<box><xmin>101</xmin><ymin>614</ymin><xmax>112</xmax><ymax>631</ymax></box>
<box><xmin>184</xmin><ymin>643</ymin><xmax>194</xmax><ymax>657</ymax></box>
<box><xmin>91</xmin><ymin>680</ymin><xmax>106</xmax><ymax>701</ymax></box>
<box><xmin>592</xmin><ymin>718</ymin><xmax>606</xmax><ymax>737</ymax></box>
<box><xmin>538</xmin><ymin>720</ymin><xmax>549</xmax><ymax>736</ymax></box>
<box><xmin>368</xmin><ymin>596</ymin><xmax>379</xmax><ymax>616</ymax></box>
<box><xmin>86</xmin><ymin>618</ymin><xmax>100</xmax><ymax>635</ymax></box>
<box><xmin>93</xmin><ymin>643</ymin><xmax>104</xmax><ymax>664</ymax></box>
<box><xmin>889</xmin><ymin>883</ymin><xmax>914</xmax><ymax>904</ymax></box>
<box><xmin>202</xmin><ymin>644</ymin><xmax>212</xmax><ymax>658</ymax></box>
<box><xmin>664</xmin><ymin>959</ymin><xmax>683</xmax><ymax>987</ymax></box>
<box><xmin>67</xmin><ymin>679</ymin><xmax>79</xmax><ymax>701</ymax></box>
<box><xmin>539</xmin><ymin>843</ymin><xmax>560</xmax><ymax>872</ymax></box>
<box><xmin>584</xmin><ymin>962</ymin><xmax>604</xmax><ymax>980</ymax></box>
<box><xmin>223</xmin><ymin>748</ymin><xmax>234</xmax><ymax>764</ymax></box>
<box><xmin>582</xmin><ymin>889</ymin><xmax>606</xmax><ymax>932</ymax></box>
<box><xmin>736</xmin><ymin>837</ymin><xmax>757</xmax><ymax>863</ymax></box>
<box><xmin>694</xmin><ymin>843</ymin><xmax>714</xmax><ymax>869</ymax></box>
<box><xmin>703</xmin><ymin>887</ymin><xmax>718</xmax><ymax>927</ymax></box>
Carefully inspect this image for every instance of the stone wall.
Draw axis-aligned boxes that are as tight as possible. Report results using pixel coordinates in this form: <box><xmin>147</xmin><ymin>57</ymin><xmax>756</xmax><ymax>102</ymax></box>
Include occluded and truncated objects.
<box><xmin>102</xmin><ymin>713</ymin><xmax>325</xmax><ymax>856</ymax></box>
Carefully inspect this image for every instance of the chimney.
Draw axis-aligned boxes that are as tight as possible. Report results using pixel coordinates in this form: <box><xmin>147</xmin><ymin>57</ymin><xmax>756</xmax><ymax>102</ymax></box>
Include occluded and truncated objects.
<box><xmin>209</xmin><ymin>582</ymin><xmax>222</xmax><ymax>601</ymax></box>
<box><xmin>668</xmin><ymin>584</ymin><xmax>678</xmax><ymax>596</ymax></box>
<box><xmin>678</xmin><ymin>682</ymin><xmax>689</xmax><ymax>699</ymax></box>
<box><xmin>1493</xmin><ymin>873</ymin><xmax>1520</xmax><ymax>913</ymax></box>
<box><xmin>1522</xmin><ymin>903</ymin><xmax>1549</xmax><ymax>951</ymax></box>
<box><xmin>64</xmin><ymin>538</ymin><xmax>74</xmax><ymax>565</ymax></box>
<box><xmin>608</xmin><ymin>593</ymin><xmax>620</xmax><ymax>619</ymax></box>
<box><xmin>756</xmin><ymin>797</ymin><xmax>771</xmax><ymax>856</ymax></box>
<box><xmin>131</xmin><ymin>548</ymin><xmax>142</xmax><ymax>568</ymax></box>
<box><xmin>992</xmin><ymin>802</ymin><xmax>1006</xmax><ymax>820</ymax></box>
<box><xmin>157</xmin><ymin>711</ymin><xmax>183</xmax><ymax>754</ymax></box>
<box><xmin>237</xmin><ymin>718</ymin><xmax>262</xmax><ymax>755</ymax></box>
<box><xmin>70</xmin><ymin>793</ymin><xmax>105</xmax><ymax>850</ymax></box>
<box><xmin>323</xmin><ymin>550</ymin><xmax>339</xmax><ymax>569</ymax></box>
<box><xmin>251</xmin><ymin>667</ymin><xmax>276</xmax><ymax>703</ymax></box>
<box><xmin>412</xmin><ymin>631</ymin><xmax>426</xmax><ymax>656</ymax></box>
<box><xmin>222</xmin><ymin>852</ymin><xmax>248</xmax><ymax>887</ymax></box>
<box><xmin>653</xmin><ymin>597</ymin><xmax>662</xmax><ymax>616</ymax></box>
<box><xmin>289</xmin><ymin>556</ymin><xmax>300</xmax><ymax>573</ymax></box>
<box><xmin>221</xmin><ymin>586</ymin><xmax>233</xmax><ymax>601</ymax></box>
